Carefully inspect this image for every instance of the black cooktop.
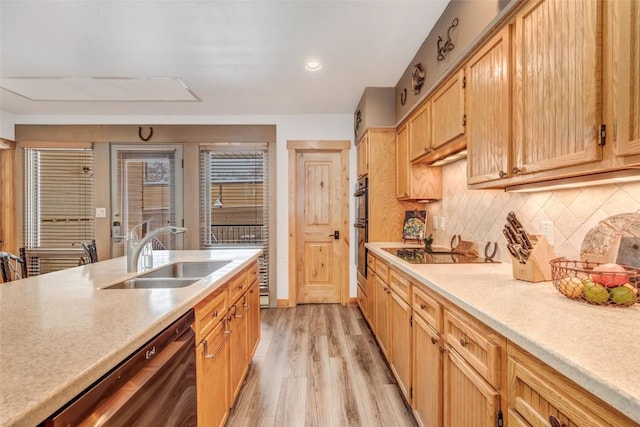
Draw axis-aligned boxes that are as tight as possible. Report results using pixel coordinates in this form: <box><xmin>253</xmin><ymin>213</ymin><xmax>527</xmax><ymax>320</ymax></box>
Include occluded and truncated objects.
<box><xmin>383</xmin><ymin>247</ymin><xmax>499</xmax><ymax>264</ymax></box>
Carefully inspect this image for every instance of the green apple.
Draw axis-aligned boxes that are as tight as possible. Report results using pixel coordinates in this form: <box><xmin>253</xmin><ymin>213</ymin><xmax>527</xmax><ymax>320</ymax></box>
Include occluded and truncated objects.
<box><xmin>583</xmin><ymin>282</ymin><xmax>610</xmax><ymax>304</ymax></box>
<box><xmin>609</xmin><ymin>285</ymin><xmax>638</xmax><ymax>305</ymax></box>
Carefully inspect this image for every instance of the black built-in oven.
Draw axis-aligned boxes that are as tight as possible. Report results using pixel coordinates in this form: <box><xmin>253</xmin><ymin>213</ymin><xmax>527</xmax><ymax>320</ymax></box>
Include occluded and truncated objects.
<box><xmin>354</xmin><ymin>177</ymin><xmax>368</xmax><ymax>277</ymax></box>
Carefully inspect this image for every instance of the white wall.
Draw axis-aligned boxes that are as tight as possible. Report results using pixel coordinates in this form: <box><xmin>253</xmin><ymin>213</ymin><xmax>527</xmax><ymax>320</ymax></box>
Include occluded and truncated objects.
<box><xmin>7</xmin><ymin>113</ymin><xmax>357</xmax><ymax>302</ymax></box>
<box><xmin>0</xmin><ymin>110</ymin><xmax>16</xmax><ymax>140</ymax></box>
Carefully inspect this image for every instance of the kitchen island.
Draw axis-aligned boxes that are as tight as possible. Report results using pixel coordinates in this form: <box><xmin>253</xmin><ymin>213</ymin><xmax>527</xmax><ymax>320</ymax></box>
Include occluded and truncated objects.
<box><xmin>367</xmin><ymin>242</ymin><xmax>640</xmax><ymax>425</ymax></box>
<box><xmin>0</xmin><ymin>249</ymin><xmax>261</xmax><ymax>427</ymax></box>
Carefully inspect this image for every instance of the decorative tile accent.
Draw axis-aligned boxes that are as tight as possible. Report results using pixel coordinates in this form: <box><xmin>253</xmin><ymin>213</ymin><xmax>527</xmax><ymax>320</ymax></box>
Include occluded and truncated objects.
<box><xmin>428</xmin><ymin>160</ymin><xmax>640</xmax><ymax>262</ymax></box>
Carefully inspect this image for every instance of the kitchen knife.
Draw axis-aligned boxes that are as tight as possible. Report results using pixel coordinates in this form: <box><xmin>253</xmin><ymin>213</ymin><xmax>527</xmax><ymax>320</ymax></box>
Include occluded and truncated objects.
<box><xmin>507</xmin><ymin>212</ymin><xmax>532</xmax><ymax>249</ymax></box>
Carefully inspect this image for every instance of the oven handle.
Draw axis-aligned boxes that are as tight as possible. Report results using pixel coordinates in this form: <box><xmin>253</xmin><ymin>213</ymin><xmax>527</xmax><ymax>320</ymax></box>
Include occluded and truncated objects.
<box><xmin>354</xmin><ymin>223</ymin><xmax>366</xmax><ymax>229</ymax></box>
<box><xmin>353</xmin><ymin>188</ymin><xmax>367</xmax><ymax>197</ymax></box>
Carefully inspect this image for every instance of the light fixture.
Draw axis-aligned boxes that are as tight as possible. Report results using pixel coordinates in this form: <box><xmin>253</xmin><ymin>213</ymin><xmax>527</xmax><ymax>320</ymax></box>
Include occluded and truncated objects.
<box><xmin>430</xmin><ymin>149</ymin><xmax>467</xmax><ymax>167</ymax></box>
<box><xmin>304</xmin><ymin>60</ymin><xmax>322</xmax><ymax>71</ymax></box>
<box><xmin>505</xmin><ymin>168</ymin><xmax>640</xmax><ymax>193</ymax></box>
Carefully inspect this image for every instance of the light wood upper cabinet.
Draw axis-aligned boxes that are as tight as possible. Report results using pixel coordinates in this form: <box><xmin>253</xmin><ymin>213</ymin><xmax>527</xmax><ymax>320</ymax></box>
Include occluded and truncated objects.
<box><xmin>396</xmin><ymin>124</ymin><xmax>443</xmax><ymax>201</ymax></box>
<box><xmin>431</xmin><ymin>69</ymin><xmax>466</xmax><ymax>151</ymax></box>
<box><xmin>356</xmin><ymin>133</ymin><xmax>369</xmax><ymax>177</ymax></box>
<box><xmin>513</xmin><ymin>0</ymin><xmax>603</xmax><ymax>175</ymax></box>
<box><xmin>409</xmin><ymin>102</ymin><xmax>432</xmax><ymax>161</ymax></box>
<box><xmin>613</xmin><ymin>0</ymin><xmax>640</xmax><ymax>157</ymax></box>
<box><xmin>466</xmin><ymin>26</ymin><xmax>512</xmax><ymax>185</ymax></box>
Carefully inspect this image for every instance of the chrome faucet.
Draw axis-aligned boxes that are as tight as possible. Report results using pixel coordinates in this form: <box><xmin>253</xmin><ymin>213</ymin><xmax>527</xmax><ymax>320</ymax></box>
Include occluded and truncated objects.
<box><xmin>127</xmin><ymin>226</ymin><xmax>187</xmax><ymax>272</ymax></box>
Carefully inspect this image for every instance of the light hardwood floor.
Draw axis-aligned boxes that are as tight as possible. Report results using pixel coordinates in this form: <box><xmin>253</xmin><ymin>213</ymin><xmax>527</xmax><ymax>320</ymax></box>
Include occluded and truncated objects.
<box><xmin>227</xmin><ymin>304</ymin><xmax>417</xmax><ymax>427</ymax></box>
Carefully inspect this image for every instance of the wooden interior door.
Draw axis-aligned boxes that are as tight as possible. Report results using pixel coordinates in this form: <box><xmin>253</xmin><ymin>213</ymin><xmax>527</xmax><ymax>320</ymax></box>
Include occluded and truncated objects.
<box><xmin>295</xmin><ymin>151</ymin><xmax>343</xmax><ymax>304</ymax></box>
<box><xmin>0</xmin><ymin>140</ymin><xmax>16</xmax><ymax>253</ymax></box>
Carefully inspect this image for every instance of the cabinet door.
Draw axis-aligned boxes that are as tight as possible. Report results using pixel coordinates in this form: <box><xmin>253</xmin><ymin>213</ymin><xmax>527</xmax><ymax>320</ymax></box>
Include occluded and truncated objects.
<box><xmin>247</xmin><ymin>277</ymin><xmax>260</xmax><ymax>360</ymax></box>
<box><xmin>431</xmin><ymin>69</ymin><xmax>465</xmax><ymax>150</ymax></box>
<box><xmin>374</xmin><ymin>275</ymin><xmax>391</xmax><ymax>358</ymax></box>
<box><xmin>390</xmin><ymin>290</ymin><xmax>412</xmax><ymax>402</ymax></box>
<box><xmin>613</xmin><ymin>0</ymin><xmax>640</xmax><ymax>157</ymax></box>
<box><xmin>413</xmin><ymin>315</ymin><xmax>442</xmax><ymax>427</ymax></box>
<box><xmin>409</xmin><ymin>102</ymin><xmax>432</xmax><ymax>161</ymax></box>
<box><xmin>396</xmin><ymin>124</ymin><xmax>410</xmax><ymax>199</ymax></box>
<box><xmin>466</xmin><ymin>25</ymin><xmax>512</xmax><ymax>185</ymax></box>
<box><xmin>228</xmin><ymin>296</ymin><xmax>249</xmax><ymax>403</ymax></box>
<box><xmin>357</xmin><ymin>133</ymin><xmax>369</xmax><ymax>177</ymax></box>
<box><xmin>443</xmin><ymin>348</ymin><xmax>500</xmax><ymax>427</ymax></box>
<box><xmin>366</xmin><ymin>267</ymin><xmax>376</xmax><ymax>329</ymax></box>
<box><xmin>197</xmin><ymin>319</ymin><xmax>230</xmax><ymax>427</ymax></box>
<box><xmin>513</xmin><ymin>0</ymin><xmax>602</xmax><ymax>175</ymax></box>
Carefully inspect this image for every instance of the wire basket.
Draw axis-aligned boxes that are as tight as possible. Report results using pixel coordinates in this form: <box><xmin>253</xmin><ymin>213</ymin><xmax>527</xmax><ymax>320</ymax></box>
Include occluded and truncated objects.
<box><xmin>549</xmin><ymin>257</ymin><xmax>640</xmax><ymax>307</ymax></box>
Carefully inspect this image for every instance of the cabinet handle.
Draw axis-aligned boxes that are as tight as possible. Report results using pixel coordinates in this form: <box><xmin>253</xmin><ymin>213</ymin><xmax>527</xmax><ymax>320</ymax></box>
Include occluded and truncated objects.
<box><xmin>512</xmin><ymin>167</ymin><xmax>521</xmax><ymax>175</ymax></box>
<box><xmin>460</xmin><ymin>336</ymin><xmax>468</xmax><ymax>347</ymax></box>
<box><xmin>439</xmin><ymin>345</ymin><xmax>446</xmax><ymax>353</ymax></box>
<box><xmin>548</xmin><ymin>415</ymin><xmax>565</xmax><ymax>427</ymax></box>
<box><xmin>420</xmin><ymin>303</ymin><xmax>427</xmax><ymax>310</ymax></box>
<box><xmin>203</xmin><ymin>321</ymin><xmax>231</xmax><ymax>359</ymax></box>
<box><xmin>498</xmin><ymin>170</ymin><xmax>506</xmax><ymax>178</ymax></box>
<box><xmin>243</xmin><ymin>295</ymin><xmax>249</xmax><ymax>309</ymax></box>
<box><xmin>430</xmin><ymin>336</ymin><xmax>438</xmax><ymax>345</ymax></box>
<box><xmin>211</xmin><ymin>310</ymin><xmax>218</xmax><ymax>318</ymax></box>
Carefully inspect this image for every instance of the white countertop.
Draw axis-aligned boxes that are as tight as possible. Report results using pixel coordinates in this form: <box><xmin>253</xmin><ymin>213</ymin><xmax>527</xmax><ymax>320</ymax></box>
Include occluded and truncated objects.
<box><xmin>0</xmin><ymin>249</ymin><xmax>261</xmax><ymax>427</ymax></box>
<box><xmin>367</xmin><ymin>242</ymin><xmax>640</xmax><ymax>424</ymax></box>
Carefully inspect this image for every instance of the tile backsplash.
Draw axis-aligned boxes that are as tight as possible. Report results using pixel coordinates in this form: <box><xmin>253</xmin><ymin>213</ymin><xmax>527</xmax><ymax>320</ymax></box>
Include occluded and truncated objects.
<box><xmin>427</xmin><ymin>159</ymin><xmax>640</xmax><ymax>263</ymax></box>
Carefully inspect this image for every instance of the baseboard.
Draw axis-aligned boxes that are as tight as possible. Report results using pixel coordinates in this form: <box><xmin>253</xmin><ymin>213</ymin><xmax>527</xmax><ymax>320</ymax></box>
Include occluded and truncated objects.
<box><xmin>276</xmin><ymin>299</ymin><xmax>290</xmax><ymax>308</ymax></box>
<box><xmin>348</xmin><ymin>297</ymin><xmax>358</xmax><ymax>306</ymax></box>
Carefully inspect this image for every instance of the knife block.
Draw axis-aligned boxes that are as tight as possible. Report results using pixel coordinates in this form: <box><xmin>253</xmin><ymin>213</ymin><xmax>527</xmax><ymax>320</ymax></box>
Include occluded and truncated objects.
<box><xmin>510</xmin><ymin>235</ymin><xmax>556</xmax><ymax>282</ymax></box>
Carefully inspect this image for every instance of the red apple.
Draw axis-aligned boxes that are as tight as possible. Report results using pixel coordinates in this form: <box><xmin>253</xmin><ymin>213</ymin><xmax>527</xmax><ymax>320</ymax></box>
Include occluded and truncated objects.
<box><xmin>589</xmin><ymin>263</ymin><xmax>629</xmax><ymax>288</ymax></box>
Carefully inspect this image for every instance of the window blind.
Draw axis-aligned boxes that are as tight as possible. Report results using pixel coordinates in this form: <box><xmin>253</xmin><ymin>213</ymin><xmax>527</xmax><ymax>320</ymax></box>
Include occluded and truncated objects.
<box><xmin>200</xmin><ymin>144</ymin><xmax>270</xmax><ymax>304</ymax></box>
<box><xmin>23</xmin><ymin>147</ymin><xmax>95</xmax><ymax>275</ymax></box>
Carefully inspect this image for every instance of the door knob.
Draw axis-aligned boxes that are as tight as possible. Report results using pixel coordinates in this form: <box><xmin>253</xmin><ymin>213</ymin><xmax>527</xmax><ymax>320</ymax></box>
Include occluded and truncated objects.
<box><xmin>330</xmin><ymin>230</ymin><xmax>340</xmax><ymax>240</ymax></box>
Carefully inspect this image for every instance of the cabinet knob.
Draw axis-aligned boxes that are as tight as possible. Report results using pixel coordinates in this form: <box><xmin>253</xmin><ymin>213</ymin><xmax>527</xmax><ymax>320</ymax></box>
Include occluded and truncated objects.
<box><xmin>498</xmin><ymin>170</ymin><xmax>506</xmax><ymax>178</ymax></box>
<box><xmin>420</xmin><ymin>303</ymin><xmax>427</xmax><ymax>310</ymax></box>
<box><xmin>439</xmin><ymin>345</ymin><xmax>446</xmax><ymax>353</ymax></box>
<box><xmin>549</xmin><ymin>415</ymin><xmax>565</xmax><ymax>427</ymax></box>
<box><xmin>512</xmin><ymin>167</ymin><xmax>521</xmax><ymax>175</ymax></box>
<box><xmin>430</xmin><ymin>336</ymin><xmax>438</xmax><ymax>345</ymax></box>
<box><xmin>212</xmin><ymin>310</ymin><xmax>218</xmax><ymax>318</ymax></box>
<box><xmin>460</xmin><ymin>337</ymin><xmax>468</xmax><ymax>347</ymax></box>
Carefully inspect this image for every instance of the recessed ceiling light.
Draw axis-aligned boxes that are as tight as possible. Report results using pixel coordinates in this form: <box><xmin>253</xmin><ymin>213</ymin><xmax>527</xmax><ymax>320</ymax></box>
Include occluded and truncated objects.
<box><xmin>304</xmin><ymin>60</ymin><xmax>322</xmax><ymax>72</ymax></box>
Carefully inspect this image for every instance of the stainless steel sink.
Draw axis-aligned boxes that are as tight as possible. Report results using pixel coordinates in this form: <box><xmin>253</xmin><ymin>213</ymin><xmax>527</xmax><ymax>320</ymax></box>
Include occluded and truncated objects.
<box><xmin>104</xmin><ymin>277</ymin><xmax>200</xmax><ymax>290</ymax></box>
<box><xmin>138</xmin><ymin>261</ymin><xmax>232</xmax><ymax>279</ymax></box>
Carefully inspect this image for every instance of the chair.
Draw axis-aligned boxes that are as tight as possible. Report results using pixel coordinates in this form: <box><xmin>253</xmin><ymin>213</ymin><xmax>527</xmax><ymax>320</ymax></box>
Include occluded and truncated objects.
<box><xmin>80</xmin><ymin>240</ymin><xmax>98</xmax><ymax>264</ymax></box>
<box><xmin>0</xmin><ymin>249</ymin><xmax>28</xmax><ymax>282</ymax></box>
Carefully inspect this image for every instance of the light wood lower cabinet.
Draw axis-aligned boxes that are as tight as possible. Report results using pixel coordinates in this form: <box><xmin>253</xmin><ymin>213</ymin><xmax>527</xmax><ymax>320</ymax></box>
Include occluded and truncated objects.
<box><xmin>413</xmin><ymin>314</ymin><xmax>442</xmax><ymax>427</ymax></box>
<box><xmin>196</xmin><ymin>319</ymin><xmax>230</xmax><ymax>427</ymax></box>
<box><xmin>229</xmin><ymin>293</ymin><xmax>249</xmax><ymax>402</ymax></box>
<box><xmin>194</xmin><ymin>261</ymin><xmax>260</xmax><ymax>427</ymax></box>
<box><xmin>507</xmin><ymin>343</ymin><xmax>639</xmax><ymax>427</ymax></box>
<box><xmin>374</xmin><ymin>273</ymin><xmax>391</xmax><ymax>359</ymax></box>
<box><xmin>390</xmin><ymin>289</ymin><xmax>412</xmax><ymax>402</ymax></box>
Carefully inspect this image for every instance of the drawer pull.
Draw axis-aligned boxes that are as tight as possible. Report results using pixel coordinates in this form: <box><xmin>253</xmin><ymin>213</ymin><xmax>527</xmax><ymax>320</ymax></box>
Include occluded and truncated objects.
<box><xmin>460</xmin><ymin>337</ymin><xmax>468</xmax><ymax>347</ymax></box>
<box><xmin>549</xmin><ymin>415</ymin><xmax>565</xmax><ymax>427</ymax></box>
<box><xmin>202</xmin><ymin>322</ymin><xmax>231</xmax><ymax>359</ymax></box>
<box><xmin>212</xmin><ymin>310</ymin><xmax>218</xmax><ymax>318</ymax></box>
<box><xmin>420</xmin><ymin>303</ymin><xmax>427</xmax><ymax>310</ymax></box>
<box><xmin>430</xmin><ymin>337</ymin><xmax>438</xmax><ymax>345</ymax></box>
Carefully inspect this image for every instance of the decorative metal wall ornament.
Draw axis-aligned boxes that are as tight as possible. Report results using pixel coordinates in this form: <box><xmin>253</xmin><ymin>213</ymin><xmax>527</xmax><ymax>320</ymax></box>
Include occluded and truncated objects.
<box><xmin>138</xmin><ymin>126</ymin><xmax>154</xmax><ymax>141</ymax></box>
<box><xmin>411</xmin><ymin>63</ymin><xmax>426</xmax><ymax>94</ymax></box>
<box><xmin>400</xmin><ymin>88</ymin><xmax>407</xmax><ymax>106</ymax></box>
<box><xmin>354</xmin><ymin>109</ymin><xmax>362</xmax><ymax>138</ymax></box>
<box><xmin>437</xmin><ymin>18</ymin><xmax>459</xmax><ymax>61</ymax></box>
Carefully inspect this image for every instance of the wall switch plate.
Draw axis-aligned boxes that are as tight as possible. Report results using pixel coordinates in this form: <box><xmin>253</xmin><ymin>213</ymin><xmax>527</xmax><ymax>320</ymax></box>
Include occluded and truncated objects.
<box><xmin>540</xmin><ymin>220</ymin><xmax>554</xmax><ymax>245</ymax></box>
<box><xmin>440</xmin><ymin>216</ymin><xmax>446</xmax><ymax>231</ymax></box>
<box><xmin>433</xmin><ymin>216</ymin><xmax>439</xmax><ymax>230</ymax></box>
<box><xmin>95</xmin><ymin>207</ymin><xmax>106</xmax><ymax>218</ymax></box>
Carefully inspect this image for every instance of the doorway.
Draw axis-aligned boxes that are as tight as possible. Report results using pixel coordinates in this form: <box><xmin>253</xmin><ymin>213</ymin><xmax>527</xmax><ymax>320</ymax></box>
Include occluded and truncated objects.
<box><xmin>287</xmin><ymin>140</ymin><xmax>350</xmax><ymax>306</ymax></box>
<box><xmin>110</xmin><ymin>145</ymin><xmax>184</xmax><ymax>257</ymax></box>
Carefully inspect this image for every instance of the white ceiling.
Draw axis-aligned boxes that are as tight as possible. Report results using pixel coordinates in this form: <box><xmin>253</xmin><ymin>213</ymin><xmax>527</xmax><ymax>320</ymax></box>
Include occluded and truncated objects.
<box><xmin>0</xmin><ymin>0</ymin><xmax>450</xmax><ymax>116</ymax></box>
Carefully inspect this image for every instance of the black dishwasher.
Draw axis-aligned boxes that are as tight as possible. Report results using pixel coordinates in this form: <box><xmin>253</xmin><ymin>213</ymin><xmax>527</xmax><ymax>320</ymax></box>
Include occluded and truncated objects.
<box><xmin>44</xmin><ymin>310</ymin><xmax>197</xmax><ymax>427</ymax></box>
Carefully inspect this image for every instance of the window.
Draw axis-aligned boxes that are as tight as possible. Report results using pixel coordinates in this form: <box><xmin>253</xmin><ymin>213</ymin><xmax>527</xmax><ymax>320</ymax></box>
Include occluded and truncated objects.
<box><xmin>200</xmin><ymin>143</ymin><xmax>270</xmax><ymax>304</ymax></box>
<box><xmin>23</xmin><ymin>147</ymin><xmax>95</xmax><ymax>275</ymax></box>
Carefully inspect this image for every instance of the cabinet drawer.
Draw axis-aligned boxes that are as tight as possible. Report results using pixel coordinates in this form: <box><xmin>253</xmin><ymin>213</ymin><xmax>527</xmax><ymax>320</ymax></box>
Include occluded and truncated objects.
<box><xmin>413</xmin><ymin>285</ymin><xmax>442</xmax><ymax>330</ymax></box>
<box><xmin>247</xmin><ymin>261</ymin><xmax>259</xmax><ymax>286</ymax></box>
<box><xmin>507</xmin><ymin>344</ymin><xmax>638</xmax><ymax>427</ymax></box>
<box><xmin>228</xmin><ymin>270</ymin><xmax>248</xmax><ymax>303</ymax></box>
<box><xmin>443</xmin><ymin>308</ymin><xmax>502</xmax><ymax>389</ymax></box>
<box><xmin>375</xmin><ymin>258</ymin><xmax>389</xmax><ymax>282</ymax></box>
<box><xmin>194</xmin><ymin>289</ymin><xmax>228</xmax><ymax>342</ymax></box>
<box><xmin>367</xmin><ymin>252</ymin><xmax>376</xmax><ymax>272</ymax></box>
<box><xmin>389</xmin><ymin>268</ymin><xmax>411</xmax><ymax>303</ymax></box>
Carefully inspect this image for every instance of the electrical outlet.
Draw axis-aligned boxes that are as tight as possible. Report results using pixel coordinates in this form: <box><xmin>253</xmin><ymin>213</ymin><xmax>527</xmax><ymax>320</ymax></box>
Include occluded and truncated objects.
<box><xmin>540</xmin><ymin>220</ymin><xmax>554</xmax><ymax>245</ymax></box>
<box><xmin>433</xmin><ymin>216</ymin><xmax>439</xmax><ymax>230</ymax></box>
<box><xmin>95</xmin><ymin>207</ymin><xmax>106</xmax><ymax>218</ymax></box>
<box><xmin>440</xmin><ymin>216</ymin><xmax>446</xmax><ymax>231</ymax></box>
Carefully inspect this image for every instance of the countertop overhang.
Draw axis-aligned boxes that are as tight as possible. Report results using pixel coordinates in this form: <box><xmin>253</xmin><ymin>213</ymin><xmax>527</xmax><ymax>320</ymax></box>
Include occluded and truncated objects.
<box><xmin>367</xmin><ymin>242</ymin><xmax>640</xmax><ymax>424</ymax></box>
<box><xmin>0</xmin><ymin>249</ymin><xmax>262</xmax><ymax>427</ymax></box>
